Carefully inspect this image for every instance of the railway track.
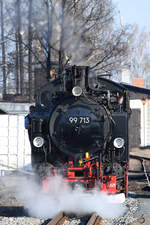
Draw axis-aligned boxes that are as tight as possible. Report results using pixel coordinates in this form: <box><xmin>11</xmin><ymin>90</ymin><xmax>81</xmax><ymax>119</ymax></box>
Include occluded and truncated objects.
<box><xmin>47</xmin><ymin>211</ymin><xmax>102</xmax><ymax>225</ymax></box>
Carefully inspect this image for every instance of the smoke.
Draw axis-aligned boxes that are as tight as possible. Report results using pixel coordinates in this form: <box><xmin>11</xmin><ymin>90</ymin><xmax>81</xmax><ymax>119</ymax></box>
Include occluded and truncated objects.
<box><xmin>15</xmin><ymin>174</ymin><xmax>127</xmax><ymax>219</ymax></box>
<box><xmin>3</xmin><ymin>0</ymin><xmax>92</xmax><ymax>66</ymax></box>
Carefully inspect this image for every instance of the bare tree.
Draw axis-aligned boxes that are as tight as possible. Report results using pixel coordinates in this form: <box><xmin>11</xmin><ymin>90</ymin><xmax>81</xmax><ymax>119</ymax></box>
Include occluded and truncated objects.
<box><xmin>0</xmin><ymin>0</ymin><xmax>6</xmax><ymax>95</ymax></box>
<box><xmin>44</xmin><ymin>0</ymin><xmax>54</xmax><ymax>78</ymax></box>
<box><xmin>42</xmin><ymin>0</ymin><xmax>131</xmax><ymax>75</ymax></box>
<box><xmin>14</xmin><ymin>6</ymin><xmax>19</xmax><ymax>94</ymax></box>
<box><xmin>16</xmin><ymin>0</ymin><xmax>24</xmax><ymax>95</ymax></box>
<box><xmin>28</xmin><ymin>0</ymin><xmax>33</xmax><ymax>102</ymax></box>
<box><xmin>1</xmin><ymin>0</ymin><xmax>139</xmax><ymax>102</ymax></box>
<box><xmin>125</xmin><ymin>25</ymin><xmax>150</xmax><ymax>79</ymax></box>
<box><xmin>58</xmin><ymin>0</ymin><xmax>66</xmax><ymax>74</ymax></box>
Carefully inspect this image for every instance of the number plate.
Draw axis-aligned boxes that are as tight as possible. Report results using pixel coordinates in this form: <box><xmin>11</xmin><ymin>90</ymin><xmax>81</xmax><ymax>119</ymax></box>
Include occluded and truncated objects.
<box><xmin>68</xmin><ymin>116</ymin><xmax>90</xmax><ymax>124</ymax></box>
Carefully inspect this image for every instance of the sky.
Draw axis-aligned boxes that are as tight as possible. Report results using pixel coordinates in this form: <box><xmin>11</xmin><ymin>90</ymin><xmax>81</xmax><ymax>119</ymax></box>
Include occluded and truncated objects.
<box><xmin>113</xmin><ymin>0</ymin><xmax>150</xmax><ymax>31</ymax></box>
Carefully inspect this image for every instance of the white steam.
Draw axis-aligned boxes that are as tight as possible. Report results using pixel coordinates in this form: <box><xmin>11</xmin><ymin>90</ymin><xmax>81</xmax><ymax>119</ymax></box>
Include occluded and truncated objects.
<box><xmin>15</xmin><ymin>175</ymin><xmax>127</xmax><ymax>219</ymax></box>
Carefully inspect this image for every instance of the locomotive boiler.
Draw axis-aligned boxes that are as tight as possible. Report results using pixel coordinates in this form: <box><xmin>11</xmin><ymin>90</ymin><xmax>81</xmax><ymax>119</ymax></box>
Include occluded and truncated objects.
<box><xmin>30</xmin><ymin>66</ymin><xmax>131</xmax><ymax>196</ymax></box>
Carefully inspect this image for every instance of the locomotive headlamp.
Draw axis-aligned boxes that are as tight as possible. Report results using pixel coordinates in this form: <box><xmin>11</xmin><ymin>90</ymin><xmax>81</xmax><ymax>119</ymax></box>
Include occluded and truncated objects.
<box><xmin>113</xmin><ymin>137</ymin><xmax>124</xmax><ymax>149</ymax></box>
<box><xmin>72</xmin><ymin>86</ymin><xmax>82</xmax><ymax>96</ymax></box>
<box><xmin>33</xmin><ymin>137</ymin><xmax>44</xmax><ymax>148</ymax></box>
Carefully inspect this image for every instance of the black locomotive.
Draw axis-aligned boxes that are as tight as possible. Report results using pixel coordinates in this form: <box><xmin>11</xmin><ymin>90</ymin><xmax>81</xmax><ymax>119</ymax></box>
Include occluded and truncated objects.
<box><xmin>30</xmin><ymin>65</ymin><xmax>131</xmax><ymax>196</ymax></box>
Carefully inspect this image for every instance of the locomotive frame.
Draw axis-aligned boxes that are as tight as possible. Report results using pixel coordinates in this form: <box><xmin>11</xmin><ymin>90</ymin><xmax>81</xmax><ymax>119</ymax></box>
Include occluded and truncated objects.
<box><xmin>30</xmin><ymin>66</ymin><xmax>134</xmax><ymax>196</ymax></box>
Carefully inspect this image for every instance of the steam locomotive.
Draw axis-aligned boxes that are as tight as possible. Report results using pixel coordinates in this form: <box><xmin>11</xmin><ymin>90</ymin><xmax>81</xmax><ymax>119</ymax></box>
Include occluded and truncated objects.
<box><xmin>30</xmin><ymin>66</ymin><xmax>131</xmax><ymax>196</ymax></box>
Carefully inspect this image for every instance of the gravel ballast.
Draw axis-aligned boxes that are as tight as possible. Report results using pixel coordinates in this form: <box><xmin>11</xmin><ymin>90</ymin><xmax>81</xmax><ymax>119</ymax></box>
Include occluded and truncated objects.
<box><xmin>0</xmin><ymin>175</ymin><xmax>149</xmax><ymax>225</ymax></box>
<box><xmin>0</xmin><ymin>197</ymin><xmax>141</xmax><ymax>225</ymax></box>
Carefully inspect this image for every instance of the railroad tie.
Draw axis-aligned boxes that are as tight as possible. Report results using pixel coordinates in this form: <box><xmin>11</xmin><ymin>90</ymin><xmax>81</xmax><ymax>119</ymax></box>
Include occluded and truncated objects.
<box><xmin>86</xmin><ymin>212</ymin><xmax>102</xmax><ymax>225</ymax></box>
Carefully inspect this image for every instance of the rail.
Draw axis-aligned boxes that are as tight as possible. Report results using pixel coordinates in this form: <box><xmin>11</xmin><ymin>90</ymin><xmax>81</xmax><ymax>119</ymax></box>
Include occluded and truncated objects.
<box><xmin>130</xmin><ymin>154</ymin><xmax>150</xmax><ymax>161</ymax></box>
<box><xmin>129</xmin><ymin>154</ymin><xmax>150</xmax><ymax>187</ymax></box>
